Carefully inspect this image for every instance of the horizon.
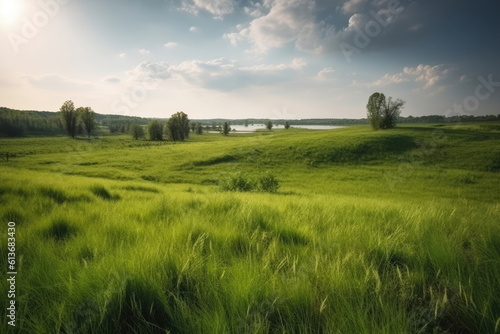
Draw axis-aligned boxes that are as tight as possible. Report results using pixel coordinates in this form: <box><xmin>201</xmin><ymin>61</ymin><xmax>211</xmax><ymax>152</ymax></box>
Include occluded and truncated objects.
<box><xmin>1</xmin><ymin>0</ymin><xmax>499</xmax><ymax>119</ymax></box>
<box><xmin>5</xmin><ymin>105</ymin><xmax>499</xmax><ymax>122</ymax></box>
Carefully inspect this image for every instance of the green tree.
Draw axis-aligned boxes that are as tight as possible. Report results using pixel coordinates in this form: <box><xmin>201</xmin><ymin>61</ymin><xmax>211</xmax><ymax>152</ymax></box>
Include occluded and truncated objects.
<box><xmin>367</xmin><ymin>93</ymin><xmax>405</xmax><ymax>130</ymax></box>
<box><xmin>78</xmin><ymin>107</ymin><xmax>95</xmax><ymax>138</ymax></box>
<box><xmin>367</xmin><ymin>93</ymin><xmax>385</xmax><ymax>130</ymax></box>
<box><xmin>166</xmin><ymin>111</ymin><xmax>190</xmax><ymax>141</ymax></box>
<box><xmin>60</xmin><ymin>100</ymin><xmax>79</xmax><ymax>138</ymax></box>
<box><xmin>284</xmin><ymin>121</ymin><xmax>290</xmax><ymax>130</ymax></box>
<box><xmin>381</xmin><ymin>96</ymin><xmax>405</xmax><ymax>129</ymax></box>
<box><xmin>130</xmin><ymin>124</ymin><xmax>145</xmax><ymax>140</ymax></box>
<box><xmin>195</xmin><ymin>123</ymin><xmax>203</xmax><ymax>135</ymax></box>
<box><xmin>266</xmin><ymin>121</ymin><xmax>273</xmax><ymax>131</ymax></box>
<box><xmin>148</xmin><ymin>120</ymin><xmax>163</xmax><ymax>141</ymax></box>
<box><xmin>222</xmin><ymin>122</ymin><xmax>231</xmax><ymax>136</ymax></box>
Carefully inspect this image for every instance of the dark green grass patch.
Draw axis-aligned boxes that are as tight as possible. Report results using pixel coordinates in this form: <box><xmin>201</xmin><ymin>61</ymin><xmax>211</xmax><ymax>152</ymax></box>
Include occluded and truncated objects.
<box><xmin>90</xmin><ymin>185</ymin><xmax>120</xmax><ymax>201</ymax></box>
<box><xmin>100</xmin><ymin>278</ymin><xmax>173</xmax><ymax>334</ymax></box>
<box><xmin>40</xmin><ymin>187</ymin><xmax>71</xmax><ymax>204</ymax></box>
<box><xmin>122</xmin><ymin>185</ymin><xmax>161</xmax><ymax>193</ymax></box>
<box><xmin>44</xmin><ymin>219</ymin><xmax>78</xmax><ymax>241</ymax></box>
<box><xmin>1</xmin><ymin>209</ymin><xmax>24</xmax><ymax>225</ymax></box>
<box><xmin>276</xmin><ymin>229</ymin><xmax>309</xmax><ymax>246</ymax></box>
<box><xmin>192</xmin><ymin>154</ymin><xmax>238</xmax><ymax>166</ymax></box>
<box><xmin>39</xmin><ymin>186</ymin><xmax>91</xmax><ymax>204</ymax></box>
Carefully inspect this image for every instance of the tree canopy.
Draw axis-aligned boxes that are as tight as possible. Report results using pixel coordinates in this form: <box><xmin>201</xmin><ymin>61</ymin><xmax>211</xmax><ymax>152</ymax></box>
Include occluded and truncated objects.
<box><xmin>148</xmin><ymin>120</ymin><xmax>163</xmax><ymax>141</ymax></box>
<box><xmin>60</xmin><ymin>100</ymin><xmax>79</xmax><ymax>138</ymax></box>
<box><xmin>222</xmin><ymin>122</ymin><xmax>231</xmax><ymax>136</ymax></box>
<box><xmin>367</xmin><ymin>93</ymin><xmax>405</xmax><ymax>130</ymax></box>
<box><xmin>166</xmin><ymin>112</ymin><xmax>190</xmax><ymax>141</ymax></box>
<box><xmin>78</xmin><ymin>107</ymin><xmax>96</xmax><ymax>138</ymax></box>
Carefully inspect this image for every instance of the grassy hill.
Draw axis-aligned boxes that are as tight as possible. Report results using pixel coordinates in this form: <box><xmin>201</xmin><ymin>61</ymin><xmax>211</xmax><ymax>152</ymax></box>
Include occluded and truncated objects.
<box><xmin>1</xmin><ymin>124</ymin><xmax>499</xmax><ymax>333</ymax></box>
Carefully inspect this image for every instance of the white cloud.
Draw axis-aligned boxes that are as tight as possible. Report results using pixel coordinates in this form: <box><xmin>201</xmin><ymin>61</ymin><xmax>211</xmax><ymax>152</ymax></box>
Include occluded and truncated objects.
<box><xmin>243</xmin><ymin>0</ymin><xmax>273</xmax><ymax>17</ymax></box>
<box><xmin>368</xmin><ymin>64</ymin><xmax>452</xmax><ymax>90</ymax></box>
<box><xmin>189</xmin><ymin>26</ymin><xmax>199</xmax><ymax>32</ymax></box>
<box><xmin>126</xmin><ymin>58</ymin><xmax>306</xmax><ymax>91</ymax></box>
<box><xmin>180</xmin><ymin>0</ymin><xmax>234</xmax><ymax>18</ymax></box>
<box><xmin>241</xmin><ymin>57</ymin><xmax>307</xmax><ymax>72</ymax></box>
<box><xmin>119</xmin><ymin>53</ymin><xmax>126</xmax><ymax>58</ymax></box>
<box><xmin>138</xmin><ymin>49</ymin><xmax>150</xmax><ymax>55</ymax></box>
<box><xmin>225</xmin><ymin>0</ymin><xmax>420</xmax><ymax>55</ymax></box>
<box><xmin>342</xmin><ymin>0</ymin><xmax>369</xmax><ymax>14</ymax></box>
<box><xmin>164</xmin><ymin>42</ymin><xmax>178</xmax><ymax>48</ymax></box>
<box><xmin>317</xmin><ymin>67</ymin><xmax>335</xmax><ymax>80</ymax></box>
<box><xmin>194</xmin><ymin>0</ymin><xmax>234</xmax><ymax>17</ymax></box>
<box><xmin>223</xmin><ymin>25</ymin><xmax>250</xmax><ymax>46</ymax></box>
<box><xmin>127</xmin><ymin>61</ymin><xmax>171</xmax><ymax>82</ymax></box>
<box><xmin>224</xmin><ymin>0</ymin><xmax>334</xmax><ymax>54</ymax></box>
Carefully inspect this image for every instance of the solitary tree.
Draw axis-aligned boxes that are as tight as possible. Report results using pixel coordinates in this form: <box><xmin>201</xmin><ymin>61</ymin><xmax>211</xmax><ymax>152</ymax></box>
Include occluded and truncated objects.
<box><xmin>367</xmin><ymin>92</ymin><xmax>405</xmax><ymax>130</ymax></box>
<box><xmin>166</xmin><ymin>112</ymin><xmax>190</xmax><ymax>141</ymax></box>
<box><xmin>195</xmin><ymin>123</ymin><xmax>203</xmax><ymax>135</ymax></box>
<box><xmin>78</xmin><ymin>107</ymin><xmax>95</xmax><ymax>138</ymax></box>
<box><xmin>381</xmin><ymin>96</ymin><xmax>405</xmax><ymax>129</ymax></box>
<box><xmin>367</xmin><ymin>93</ymin><xmax>385</xmax><ymax>130</ymax></box>
<box><xmin>222</xmin><ymin>122</ymin><xmax>231</xmax><ymax>136</ymax></box>
<box><xmin>130</xmin><ymin>124</ymin><xmax>145</xmax><ymax>140</ymax></box>
<box><xmin>266</xmin><ymin>121</ymin><xmax>273</xmax><ymax>131</ymax></box>
<box><xmin>148</xmin><ymin>120</ymin><xmax>163</xmax><ymax>140</ymax></box>
<box><xmin>60</xmin><ymin>100</ymin><xmax>79</xmax><ymax>138</ymax></box>
<box><xmin>284</xmin><ymin>121</ymin><xmax>290</xmax><ymax>130</ymax></box>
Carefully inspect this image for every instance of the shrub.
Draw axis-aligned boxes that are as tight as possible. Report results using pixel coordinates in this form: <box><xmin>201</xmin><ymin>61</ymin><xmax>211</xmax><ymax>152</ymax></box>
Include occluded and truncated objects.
<box><xmin>257</xmin><ymin>172</ymin><xmax>280</xmax><ymax>193</ymax></box>
<box><xmin>220</xmin><ymin>173</ymin><xmax>254</xmax><ymax>192</ymax></box>
<box><xmin>220</xmin><ymin>172</ymin><xmax>280</xmax><ymax>193</ymax></box>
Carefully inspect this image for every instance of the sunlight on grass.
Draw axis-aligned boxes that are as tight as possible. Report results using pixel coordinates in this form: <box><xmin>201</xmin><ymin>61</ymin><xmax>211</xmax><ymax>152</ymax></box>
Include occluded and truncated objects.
<box><xmin>0</xmin><ymin>124</ymin><xmax>499</xmax><ymax>333</ymax></box>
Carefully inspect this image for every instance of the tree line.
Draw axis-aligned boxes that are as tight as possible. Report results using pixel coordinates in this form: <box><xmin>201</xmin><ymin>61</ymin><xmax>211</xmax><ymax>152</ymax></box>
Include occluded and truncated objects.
<box><xmin>2</xmin><ymin>97</ymin><xmax>500</xmax><ymax>138</ymax></box>
<box><xmin>0</xmin><ymin>107</ymin><xmax>63</xmax><ymax>137</ymax></box>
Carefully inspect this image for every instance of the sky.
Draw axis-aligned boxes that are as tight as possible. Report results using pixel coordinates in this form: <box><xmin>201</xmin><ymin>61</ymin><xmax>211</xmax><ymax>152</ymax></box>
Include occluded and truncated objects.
<box><xmin>1</xmin><ymin>0</ymin><xmax>499</xmax><ymax>120</ymax></box>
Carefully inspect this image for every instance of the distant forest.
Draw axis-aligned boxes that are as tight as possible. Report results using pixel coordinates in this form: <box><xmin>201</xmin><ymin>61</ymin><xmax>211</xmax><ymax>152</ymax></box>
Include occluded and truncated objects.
<box><xmin>1</xmin><ymin>106</ymin><xmax>499</xmax><ymax>137</ymax></box>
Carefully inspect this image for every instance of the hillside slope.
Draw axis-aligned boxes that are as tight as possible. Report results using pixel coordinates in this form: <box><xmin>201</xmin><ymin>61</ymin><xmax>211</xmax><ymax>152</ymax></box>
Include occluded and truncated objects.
<box><xmin>0</xmin><ymin>124</ymin><xmax>499</xmax><ymax>333</ymax></box>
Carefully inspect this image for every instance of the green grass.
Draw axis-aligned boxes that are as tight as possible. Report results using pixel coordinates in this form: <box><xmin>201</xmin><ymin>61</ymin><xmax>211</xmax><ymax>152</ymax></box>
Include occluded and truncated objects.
<box><xmin>1</xmin><ymin>123</ymin><xmax>500</xmax><ymax>333</ymax></box>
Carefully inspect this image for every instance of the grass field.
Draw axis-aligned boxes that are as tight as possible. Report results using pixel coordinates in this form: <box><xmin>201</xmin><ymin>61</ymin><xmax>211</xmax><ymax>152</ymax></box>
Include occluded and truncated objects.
<box><xmin>1</xmin><ymin>123</ymin><xmax>500</xmax><ymax>333</ymax></box>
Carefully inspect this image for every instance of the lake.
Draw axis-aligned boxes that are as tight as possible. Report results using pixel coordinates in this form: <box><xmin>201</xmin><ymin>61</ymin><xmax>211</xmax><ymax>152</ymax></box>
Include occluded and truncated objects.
<box><xmin>227</xmin><ymin>124</ymin><xmax>344</xmax><ymax>132</ymax></box>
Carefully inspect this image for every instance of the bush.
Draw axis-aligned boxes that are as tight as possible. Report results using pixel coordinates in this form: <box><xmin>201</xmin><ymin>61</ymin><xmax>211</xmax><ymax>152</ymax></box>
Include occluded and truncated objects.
<box><xmin>220</xmin><ymin>173</ymin><xmax>254</xmax><ymax>192</ymax></box>
<box><xmin>257</xmin><ymin>172</ymin><xmax>280</xmax><ymax>193</ymax></box>
<box><xmin>220</xmin><ymin>172</ymin><xmax>280</xmax><ymax>193</ymax></box>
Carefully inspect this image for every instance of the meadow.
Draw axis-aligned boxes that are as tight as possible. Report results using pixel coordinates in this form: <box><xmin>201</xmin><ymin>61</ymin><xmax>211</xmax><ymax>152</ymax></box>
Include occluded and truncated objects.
<box><xmin>1</xmin><ymin>123</ymin><xmax>500</xmax><ymax>333</ymax></box>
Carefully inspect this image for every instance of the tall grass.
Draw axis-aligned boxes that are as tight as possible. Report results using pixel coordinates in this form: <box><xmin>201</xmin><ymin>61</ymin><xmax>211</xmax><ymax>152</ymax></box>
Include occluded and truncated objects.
<box><xmin>0</xmin><ymin>124</ymin><xmax>499</xmax><ymax>333</ymax></box>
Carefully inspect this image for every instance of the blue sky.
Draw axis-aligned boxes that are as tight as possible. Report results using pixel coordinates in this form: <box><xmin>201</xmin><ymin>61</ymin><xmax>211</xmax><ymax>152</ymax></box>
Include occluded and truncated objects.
<box><xmin>1</xmin><ymin>0</ymin><xmax>499</xmax><ymax>119</ymax></box>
